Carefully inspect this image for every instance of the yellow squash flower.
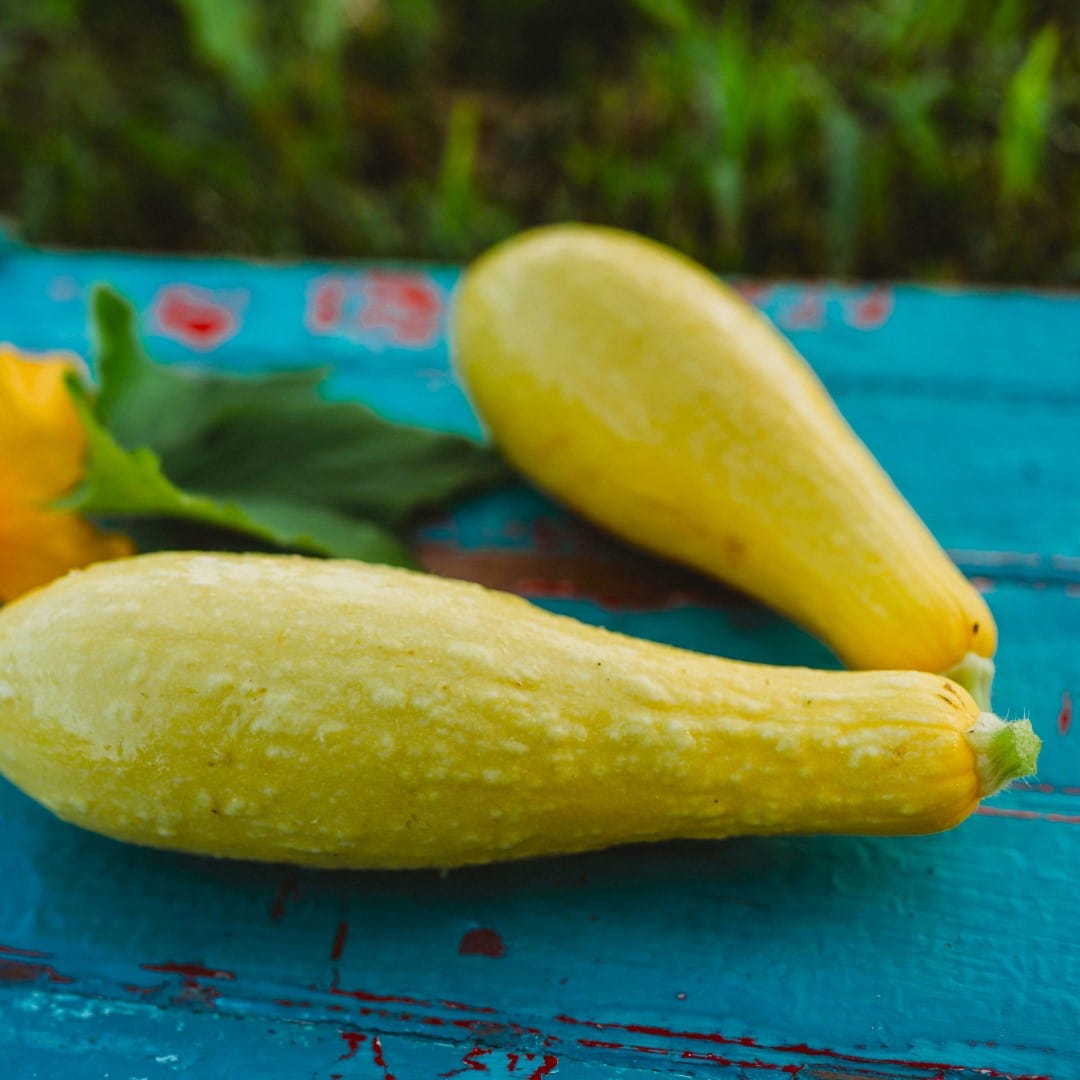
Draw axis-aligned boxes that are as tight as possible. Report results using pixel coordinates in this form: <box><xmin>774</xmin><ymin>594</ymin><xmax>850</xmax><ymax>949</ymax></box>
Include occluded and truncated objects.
<box><xmin>0</xmin><ymin>346</ymin><xmax>134</xmax><ymax>603</ymax></box>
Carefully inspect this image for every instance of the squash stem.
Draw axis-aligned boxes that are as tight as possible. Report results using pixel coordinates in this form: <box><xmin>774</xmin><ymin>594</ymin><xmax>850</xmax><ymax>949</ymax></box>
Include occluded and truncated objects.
<box><xmin>943</xmin><ymin>652</ymin><xmax>995</xmax><ymax>711</ymax></box>
<box><xmin>967</xmin><ymin>713</ymin><xmax>1041</xmax><ymax>798</ymax></box>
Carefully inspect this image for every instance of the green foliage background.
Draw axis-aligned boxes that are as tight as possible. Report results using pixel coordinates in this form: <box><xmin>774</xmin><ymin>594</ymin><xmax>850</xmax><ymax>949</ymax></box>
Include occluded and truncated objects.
<box><xmin>1</xmin><ymin>0</ymin><xmax>1077</xmax><ymax>281</ymax></box>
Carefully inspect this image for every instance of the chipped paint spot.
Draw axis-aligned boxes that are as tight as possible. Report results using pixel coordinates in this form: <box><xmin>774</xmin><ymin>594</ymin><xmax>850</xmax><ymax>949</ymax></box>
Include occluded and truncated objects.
<box><xmin>458</xmin><ymin>929</ymin><xmax>505</xmax><ymax>959</ymax></box>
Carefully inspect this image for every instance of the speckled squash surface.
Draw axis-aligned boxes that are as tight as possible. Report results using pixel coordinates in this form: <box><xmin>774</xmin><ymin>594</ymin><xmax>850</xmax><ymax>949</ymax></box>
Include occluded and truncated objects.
<box><xmin>0</xmin><ymin>553</ymin><xmax>1035</xmax><ymax>868</ymax></box>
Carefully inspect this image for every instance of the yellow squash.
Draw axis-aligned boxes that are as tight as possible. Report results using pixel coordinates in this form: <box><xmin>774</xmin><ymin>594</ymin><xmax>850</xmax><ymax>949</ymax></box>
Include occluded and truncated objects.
<box><xmin>0</xmin><ymin>553</ymin><xmax>1036</xmax><ymax>869</ymax></box>
<box><xmin>453</xmin><ymin>225</ymin><xmax>997</xmax><ymax>706</ymax></box>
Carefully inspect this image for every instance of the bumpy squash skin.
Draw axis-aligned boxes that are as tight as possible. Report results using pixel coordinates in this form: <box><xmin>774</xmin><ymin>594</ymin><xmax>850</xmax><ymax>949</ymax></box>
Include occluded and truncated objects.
<box><xmin>0</xmin><ymin>553</ymin><xmax>996</xmax><ymax>869</ymax></box>
<box><xmin>453</xmin><ymin>225</ymin><xmax>996</xmax><ymax>684</ymax></box>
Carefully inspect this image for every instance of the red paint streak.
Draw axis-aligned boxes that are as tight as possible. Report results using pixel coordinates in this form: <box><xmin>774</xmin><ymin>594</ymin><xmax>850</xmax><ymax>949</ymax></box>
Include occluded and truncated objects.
<box><xmin>526</xmin><ymin>1056</ymin><xmax>558</xmax><ymax>1080</ymax></box>
<box><xmin>460</xmin><ymin>1046</ymin><xmax>491</xmax><ymax>1072</ymax></box>
<box><xmin>307</xmin><ymin>278</ymin><xmax>347</xmax><ymax>332</ymax></box>
<box><xmin>331</xmin><ymin>985</ymin><xmax>427</xmax><ymax>1007</ymax></box>
<box><xmin>451</xmin><ymin>1018</ymin><xmax>485</xmax><ymax>1032</ymax></box>
<box><xmin>1058</xmin><ymin>691</ymin><xmax>1073</xmax><ymax>735</ymax></box>
<box><xmin>977</xmin><ymin>807</ymin><xmax>1042</xmax><ymax>820</ymax></box>
<box><xmin>439</xmin><ymin>1046</ymin><xmax>491</xmax><ymax>1076</ymax></box>
<box><xmin>331</xmin><ymin>983</ymin><xmax>495</xmax><ymax>1014</ymax></box>
<box><xmin>332</xmin><ymin>986</ymin><xmax>430</xmax><ymax>1010</ymax></box>
<box><xmin>223</xmin><ymin>984</ymin><xmax>1041</xmax><ymax>1080</ymax></box>
<box><xmin>1011</xmin><ymin>781</ymin><xmax>1080</xmax><ymax>796</ymax></box>
<box><xmin>977</xmin><ymin>806</ymin><xmax>1080</xmax><ymax>824</ymax></box>
<box><xmin>555</xmin><ymin>1014</ymin><xmax>755</xmax><ymax>1048</ymax></box>
<box><xmin>142</xmin><ymin>962</ymin><xmax>235</xmax><ymax>980</ymax></box>
<box><xmin>273</xmin><ymin>998</ymin><xmax>312</xmax><ymax>1009</ymax></box>
<box><xmin>307</xmin><ymin>272</ymin><xmax>443</xmax><ymax>346</ymax></box>
<box><xmin>358</xmin><ymin>272</ymin><xmax>442</xmax><ymax>346</ymax></box>
<box><xmin>152</xmin><ymin>285</ymin><xmax>241</xmax><ymax>351</ymax></box>
<box><xmin>584</xmin><ymin>1040</ymin><xmax>789</xmax><ymax>1071</ymax></box>
<box><xmin>582</xmin><ymin>1040</ymin><xmax>668</xmax><ymax>1056</ymax></box>
<box><xmin>270</xmin><ymin>874</ymin><xmax>300</xmax><ymax>920</ymax></box>
<box><xmin>458</xmin><ymin>928</ymin><xmax>505</xmax><ymax>958</ymax></box>
<box><xmin>440</xmin><ymin>998</ymin><xmax>496</xmax><ymax>1013</ymax></box>
<box><xmin>554</xmin><ymin>1014</ymin><xmax>1041</xmax><ymax>1079</ymax></box>
<box><xmin>0</xmin><ymin>944</ymin><xmax>50</xmax><ymax>958</ymax></box>
<box><xmin>0</xmin><ymin>959</ymin><xmax>73</xmax><ymax>984</ymax></box>
<box><xmin>330</xmin><ymin>920</ymin><xmax>349</xmax><ymax>962</ymax></box>
<box><xmin>773</xmin><ymin>1041</ymin><xmax>1048</xmax><ymax>1079</ymax></box>
<box><xmin>371</xmin><ymin>1034</ymin><xmax>396</xmax><ymax>1079</ymax></box>
<box><xmin>338</xmin><ymin>1031</ymin><xmax>366</xmax><ymax>1061</ymax></box>
<box><xmin>141</xmin><ymin>961</ymin><xmax>234</xmax><ymax>1007</ymax></box>
<box><xmin>778</xmin><ymin>289</ymin><xmax>825</xmax><ymax>330</ymax></box>
<box><xmin>507</xmin><ymin>1052</ymin><xmax>519</xmax><ymax>1071</ymax></box>
<box><xmin>845</xmin><ymin>286</ymin><xmax>894</xmax><ymax>330</ymax></box>
<box><xmin>681</xmin><ymin>1049</ymin><xmax>804</xmax><ymax>1073</ymax></box>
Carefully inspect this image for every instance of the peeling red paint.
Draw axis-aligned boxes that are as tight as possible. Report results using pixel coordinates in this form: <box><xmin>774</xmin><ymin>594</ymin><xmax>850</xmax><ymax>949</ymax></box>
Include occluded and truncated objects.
<box><xmin>270</xmin><ymin>874</ymin><xmax>300</xmax><ymax>921</ymax></box>
<box><xmin>330</xmin><ymin>983</ymin><xmax>495</xmax><ymax>1014</ymax></box>
<box><xmin>778</xmin><ymin>289</ymin><xmax>825</xmax><ymax>330</ymax></box>
<box><xmin>845</xmin><ymin>286</ymin><xmax>895</xmax><ymax>330</ymax></box>
<box><xmin>338</xmin><ymin>1030</ymin><xmax>366</xmax><ymax>1061</ymax></box>
<box><xmin>372</xmin><ymin>1034</ymin><xmax>396</xmax><ymax>1079</ymax></box>
<box><xmin>330</xmin><ymin>920</ymin><xmax>349</xmax><ymax>962</ymax></box>
<box><xmin>458</xmin><ymin>928</ymin><xmax>505</xmax><ymax>958</ymax></box>
<box><xmin>233</xmin><ymin>982</ymin><xmax>1040</xmax><ymax>1078</ymax></box>
<box><xmin>0</xmin><ymin>959</ymin><xmax>73</xmax><ymax>984</ymax></box>
<box><xmin>526</xmin><ymin>1055</ymin><xmax>559</xmax><ymax>1080</ymax></box>
<box><xmin>151</xmin><ymin>284</ymin><xmax>243</xmax><ymax>351</ymax></box>
<box><xmin>141</xmin><ymin>961</ymin><xmax>234</xmax><ymax>1007</ymax></box>
<box><xmin>977</xmin><ymin>806</ymin><xmax>1080</xmax><ymax>824</ymax></box>
<box><xmin>1059</xmin><ymin>691</ymin><xmax>1073</xmax><ymax>735</ymax></box>
<box><xmin>0</xmin><ymin>943</ymin><xmax>51</xmax><ymax>958</ymax></box>
<box><xmin>554</xmin><ymin>1013</ymin><xmax>1043</xmax><ymax>1079</ymax></box>
<box><xmin>555</xmin><ymin>1014</ymin><xmax>755</xmax><ymax>1048</ymax></box>
<box><xmin>679</xmin><ymin>1049</ymin><xmax>804</xmax><ymax>1073</ymax></box>
<box><xmin>439</xmin><ymin>1046</ymin><xmax>491</xmax><ymax>1076</ymax></box>
<box><xmin>142</xmin><ymin>962</ymin><xmax>235</xmax><ymax>980</ymax></box>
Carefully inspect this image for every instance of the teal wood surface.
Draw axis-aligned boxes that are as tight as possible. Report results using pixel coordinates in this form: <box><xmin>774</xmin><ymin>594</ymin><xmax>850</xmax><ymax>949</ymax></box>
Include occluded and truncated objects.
<box><xmin>0</xmin><ymin>241</ymin><xmax>1077</xmax><ymax>1078</ymax></box>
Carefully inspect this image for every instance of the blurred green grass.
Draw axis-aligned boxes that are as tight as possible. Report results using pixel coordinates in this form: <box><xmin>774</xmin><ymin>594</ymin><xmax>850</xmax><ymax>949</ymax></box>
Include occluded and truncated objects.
<box><xmin>1</xmin><ymin>0</ymin><xmax>1077</xmax><ymax>282</ymax></box>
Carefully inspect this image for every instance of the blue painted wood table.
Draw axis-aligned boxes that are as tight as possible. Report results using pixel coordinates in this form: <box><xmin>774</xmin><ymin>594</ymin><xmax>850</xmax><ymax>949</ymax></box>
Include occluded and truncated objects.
<box><xmin>0</xmin><ymin>239</ymin><xmax>1077</xmax><ymax>1079</ymax></box>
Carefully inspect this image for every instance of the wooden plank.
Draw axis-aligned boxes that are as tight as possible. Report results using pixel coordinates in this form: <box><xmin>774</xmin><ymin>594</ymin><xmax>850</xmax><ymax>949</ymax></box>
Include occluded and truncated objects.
<box><xmin>0</xmin><ymin>242</ymin><xmax>1076</xmax><ymax>1078</ymax></box>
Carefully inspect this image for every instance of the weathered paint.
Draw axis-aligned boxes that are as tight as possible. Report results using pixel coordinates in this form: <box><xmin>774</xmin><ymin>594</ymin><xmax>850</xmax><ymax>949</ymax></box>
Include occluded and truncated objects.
<box><xmin>0</xmin><ymin>239</ymin><xmax>1076</xmax><ymax>1077</ymax></box>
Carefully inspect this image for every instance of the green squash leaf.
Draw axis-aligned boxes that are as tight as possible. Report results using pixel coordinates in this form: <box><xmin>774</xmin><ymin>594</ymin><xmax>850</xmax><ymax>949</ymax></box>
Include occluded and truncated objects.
<box><xmin>65</xmin><ymin>285</ymin><xmax>512</xmax><ymax>563</ymax></box>
<box><xmin>64</xmin><ymin>375</ymin><xmax>413</xmax><ymax>565</ymax></box>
